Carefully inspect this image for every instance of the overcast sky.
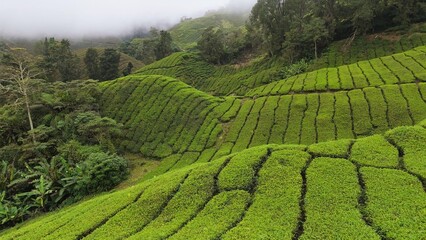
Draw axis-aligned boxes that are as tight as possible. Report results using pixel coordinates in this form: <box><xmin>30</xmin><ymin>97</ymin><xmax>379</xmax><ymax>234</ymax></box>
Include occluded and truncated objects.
<box><xmin>0</xmin><ymin>0</ymin><xmax>256</xmax><ymax>38</ymax></box>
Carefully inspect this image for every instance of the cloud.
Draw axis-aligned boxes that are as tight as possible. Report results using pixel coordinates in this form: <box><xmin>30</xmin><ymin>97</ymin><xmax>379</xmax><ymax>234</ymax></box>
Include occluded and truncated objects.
<box><xmin>0</xmin><ymin>0</ymin><xmax>256</xmax><ymax>38</ymax></box>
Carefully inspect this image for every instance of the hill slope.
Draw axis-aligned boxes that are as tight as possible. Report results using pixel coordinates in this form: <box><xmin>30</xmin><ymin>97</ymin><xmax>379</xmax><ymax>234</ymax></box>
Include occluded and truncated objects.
<box><xmin>135</xmin><ymin>31</ymin><xmax>426</xmax><ymax>96</ymax></box>
<box><xmin>2</xmin><ymin>120</ymin><xmax>425</xmax><ymax>239</ymax></box>
<box><xmin>102</xmin><ymin>47</ymin><xmax>426</xmax><ymax>173</ymax></box>
<box><xmin>170</xmin><ymin>13</ymin><xmax>247</xmax><ymax>50</ymax></box>
<box><xmin>100</xmin><ymin>75</ymin><xmax>229</xmax><ymax>158</ymax></box>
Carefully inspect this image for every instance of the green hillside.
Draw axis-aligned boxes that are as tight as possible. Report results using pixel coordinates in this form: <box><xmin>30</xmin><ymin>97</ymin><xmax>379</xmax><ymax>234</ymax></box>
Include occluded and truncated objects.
<box><xmin>170</xmin><ymin>13</ymin><xmax>247</xmax><ymax>50</ymax></box>
<box><xmin>100</xmin><ymin>75</ymin><xmax>226</xmax><ymax>158</ymax></box>
<box><xmin>136</xmin><ymin>30</ymin><xmax>426</xmax><ymax>96</ymax></box>
<box><xmin>2</xmin><ymin>120</ymin><xmax>425</xmax><ymax>239</ymax></box>
<box><xmin>310</xmin><ymin>23</ymin><xmax>426</xmax><ymax>70</ymax></box>
<box><xmin>2</xmin><ymin>8</ymin><xmax>426</xmax><ymax>238</ymax></box>
<box><xmin>98</xmin><ymin>47</ymin><xmax>426</xmax><ymax>174</ymax></box>
<box><xmin>135</xmin><ymin>52</ymin><xmax>289</xmax><ymax>95</ymax></box>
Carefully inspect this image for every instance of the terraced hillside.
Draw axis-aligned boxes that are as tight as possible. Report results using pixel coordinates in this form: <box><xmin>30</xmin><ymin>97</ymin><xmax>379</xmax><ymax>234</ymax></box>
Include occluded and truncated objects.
<box><xmin>2</xmin><ymin>18</ymin><xmax>426</xmax><ymax>238</ymax></box>
<box><xmin>100</xmin><ymin>75</ymin><xmax>230</xmax><ymax>158</ymax></box>
<box><xmin>311</xmin><ymin>23</ymin><xmax>426</xmax><ymax>70</ymax></box>
<box><xmin>135</xmin><ymin>52</ymin><xmax>290</xmax><ymax>95</ymax></box>
<box><xmin>248</xmin><ymin>46</ymin><xmax>426</xmax><ymax>97</ymax></box>
<box><xmin>100</xmin><ymin>47</ymin><xmax>426</xmax><ymax>177</ymax></box>
<box><xmin>136</xmin><ymin>31</ymin><xmax>426</xmax><ymax>96</ymax></box>
<box><xmin>2</xmin><ymin>120</ymin><xmax>425</xmax><ymax>239</ymax></box>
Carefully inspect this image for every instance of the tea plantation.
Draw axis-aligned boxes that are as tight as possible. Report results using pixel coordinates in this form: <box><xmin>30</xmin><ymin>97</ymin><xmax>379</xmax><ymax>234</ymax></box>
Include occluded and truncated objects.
<box><xmin>2</xmin><ymin>24</ymin><xmax>426</xmax><ymax>240</ymax></box>
<box><xmin>1</xmin><ymin>120</ymin><xmax>425</xmax><ymax>239</ymax></box>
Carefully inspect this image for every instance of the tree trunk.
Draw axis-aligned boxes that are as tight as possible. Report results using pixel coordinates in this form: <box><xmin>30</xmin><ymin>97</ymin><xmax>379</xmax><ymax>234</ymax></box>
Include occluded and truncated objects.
<box><xmin>24</xmin><ymin>93</ymin><xmax>36</xmax><ymax>144</ymax></box>
<box><xmin>314</xmin><ymin>40</ymin><xmax>318</xmax><ymax>60</ymax></box>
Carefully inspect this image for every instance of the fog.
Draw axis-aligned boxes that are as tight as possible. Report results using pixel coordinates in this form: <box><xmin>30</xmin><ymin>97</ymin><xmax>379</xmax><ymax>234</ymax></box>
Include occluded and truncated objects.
<box><xmin>0</xmin><ymin>0</ymin><xmax>256</xmax><ymax>39</ymax></box>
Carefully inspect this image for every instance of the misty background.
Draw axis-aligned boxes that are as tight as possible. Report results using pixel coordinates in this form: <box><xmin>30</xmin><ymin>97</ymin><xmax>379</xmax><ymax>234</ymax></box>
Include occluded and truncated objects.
<box><xmin>0</xmin><ymin>0</ymin><xmax>257</xmax><ymax>39</ymax></box>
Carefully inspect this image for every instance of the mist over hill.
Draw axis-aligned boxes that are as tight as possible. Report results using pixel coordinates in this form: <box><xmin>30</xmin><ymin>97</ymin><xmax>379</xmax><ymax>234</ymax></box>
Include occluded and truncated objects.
<box><xmin>0</xmin><ymin>0</ymin><xmax>256</xmax><ymax>39</ymax></box>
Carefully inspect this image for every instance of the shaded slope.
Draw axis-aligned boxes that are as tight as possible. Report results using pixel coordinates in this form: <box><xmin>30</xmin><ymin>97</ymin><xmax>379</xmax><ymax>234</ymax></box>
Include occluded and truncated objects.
<box><xmin>2</xmin><ymin>122</ymin><xmax>426</xmax><ymax>240</ymax></box>
<box><xmin>170</xmin><ymin>13</ymin><xmax>247</xmax><ymax>50</ymax></box>
<box><xmin>135</xmin><ymin>44</ymin><xmax>426</xmax><ymax>97</ymax></box>
<box><xmin>311</xmin><ymin>24</ymin><xmax>426</xmax><ymax>70</ymax></box>
<box><xmin>100</xmin><ymin>75</ymin><xmax>231</xmax><ymax>158</ymax></box>
<box><xmin>248</xmin><ymin>46</ymin><xmax>426</xmax><ymax>97</ymax></box>
<box><xmin>135</xmin><ymin>52</ymin><xmax>287</xmax><ymax>96</ymax></box>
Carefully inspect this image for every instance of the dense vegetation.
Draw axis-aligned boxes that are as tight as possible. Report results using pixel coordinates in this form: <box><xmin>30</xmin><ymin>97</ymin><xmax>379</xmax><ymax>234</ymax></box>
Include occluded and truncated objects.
<box><xmin>248</xmin><ymin>0</ymin><xmax>426</xmax><ymax>60</ymax></box>
<box><xmin>0</xmin><ymin>49</ymin><xmax>129</xmax><ymax>227</ymax></box>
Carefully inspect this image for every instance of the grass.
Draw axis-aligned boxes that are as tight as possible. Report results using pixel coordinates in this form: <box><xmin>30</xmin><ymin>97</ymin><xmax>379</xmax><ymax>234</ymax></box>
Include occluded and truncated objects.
<box><xmin>115</xmin><ymin>154</ymin><xmax>161</xmax><ymax>190</ymax></box>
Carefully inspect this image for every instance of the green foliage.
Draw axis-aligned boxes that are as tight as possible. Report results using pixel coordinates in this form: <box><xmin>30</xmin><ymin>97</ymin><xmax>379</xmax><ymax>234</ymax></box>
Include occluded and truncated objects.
<box><xmin>70</xmin><ymin>152</ymin><xmax>128</xmax><ymax>196</ymax></box>
<box><xmin>0</xmin><ymin>77</ymin><xmax>126</xmax><ymax>227</ymax></box>
<box><xmin>248</xmin><ymin>0</ymin><xmax>425</xmax><ymax>60</ymax></box>
<box><xmin>99</xmin><ymin>48</ymin><xmax>120</xmax><ymax>81</ymax></box>
<box><xmin>197</xmin><ymin>27</ymin><xmax>226</xmax><ymax>64</ymax></box>
<box><xmin>39</xmin><ymin>38</ymin><xmax>82</xmax><ymax>82</ymax></box>
<box><xmin>223</xmin><ymin>150</ymin><xmax>310</xmax><ymax>239</ymax></box>
<box><xmin>301</xmin><ymin>157</ymin><xmax>380</xmax><ymax>239</ymax></box>
<box><xmin>308</xmin><ymin>139</ymin><xmax>353</xmax><ymax>158</ymax></box>
<box><xmin>155</xmin><ymin>30</ymin><xmax>173</xmax><ymax>60</ymax></box>
<box><xmin>385</xmin><ymin>126</ymin><xmax>426</xmax><ymax>178</ymax></box>
<box><xmin>248</xmin><ymin>46</ymin><xmax>426</xmax><ymax>97</ymax></box>
<box><xmin>127</xmin><ymin>158</ymin><xmax>226</xmax><ymax>239</ymax></box>
<box><xmin>218</xmin><ymin>146</ymin><xmax>268</xmax><ymax>191</ymax></box>
<box><xmin>362</xmin><ymin>167</ymin><xmax>426</xmax><ymax>239</ymax></box>
<box><xmin>169</xmin><ymin>190</ymin><xmax>251</xmax><ymax>240</ymax></box>
<box><xmin>350</xmin><ymin>135</ymin><xmax>399</xmax><ymax>167</ymax></box>
<box><xmin>120</xmin><ymin>29</ymin><xmax>177</xmax><ymax>64</ymax></box>
<box><xmin>99</xmin><ymin>75</ymin><xmax>224</xmax><ymax>157</ymax></box>
<box><xmin>169</xmin><ymin>13</ymin><xmax>247</xmax><ymax>50</ymax></box>
<box><xmin>84</xmin><ymin>48</ymin><xmax>100</xmax><ymax>79</ymax></box>
<box><xmin>83</xmin><ymin>169</ymin><xmax>189</xmax><ymax>240</ymax></box>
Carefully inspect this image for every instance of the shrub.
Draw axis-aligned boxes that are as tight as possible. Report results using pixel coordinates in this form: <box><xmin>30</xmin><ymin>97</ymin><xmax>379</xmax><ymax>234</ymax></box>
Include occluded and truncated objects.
<box><xmin>71</xmin><ymin>152</ymin><xmax>129</xmax><ymax>196</ymax></box>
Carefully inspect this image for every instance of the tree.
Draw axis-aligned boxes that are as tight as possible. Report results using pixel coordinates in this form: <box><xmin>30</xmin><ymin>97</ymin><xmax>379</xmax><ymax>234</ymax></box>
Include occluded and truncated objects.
<box><xmin>249</xmin><ymin>0</ymin><xmax>289</xmax><ymax>56</ymax></box>
<box><xmin>0</xmin><ymin>49</ymin><xmax>42</xmax><ymax>143</ymax></box>
<box><xmin>198</xmin><ymin>27</ymin><xmax>226</xmax><ymax>64</ymax></box>
<box><xmin>304</xmin><ymin>17</ymin><xmax>329</xmax><ymax>59</ymax></box>
<box><xmin>84</xmin><ymin>48</ymin><xmax>100</xmax><ymax>79</ymax></box>
<box><xmin>99</xmin><ymin>49</ymin><xmax>120</xmax><ymax>81</ymax></box>
<box><xmin>155</xmin><ymin>31</ymin><xmax>173</xmax><ymax>60</ymax></box>
<box><xmin>122</xmin><ymin>62</ymin><xmax>133</xmax><ymax>76</ymax></box>
<box><xmin>39</xmin><ymin>38</ymin><xmax>81</xmax><ymax>82</ymax></box>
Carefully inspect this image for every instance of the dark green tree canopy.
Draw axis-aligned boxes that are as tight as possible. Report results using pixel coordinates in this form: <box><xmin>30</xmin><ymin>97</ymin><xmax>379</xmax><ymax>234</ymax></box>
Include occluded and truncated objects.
<box><xmin>155</xmin><ymin>30</ymin><xmax>173</xmax><ymax>60</ymax></box>
<box><xmin>197</xmin><ymin>27</ymin><xmax>226</xmax><ymax>64</ymax></box>
<box><xmin>84</xmin><ymin>48</ymin><xmax>100</xmax><ymax>80</ymax></box>
<box><xmin>248</xmin><ymin>0</ymin><xmax>426</xmax><ymax>60</ymax></box>
<box><xmin>99</xmin><ymin>48</ymin><xmax>120</xmax><ymax>81</ymax></box>
<box><xmin>39</xmin><ymin>38</ymin><xmax>81</xmax><ymax>82</ymax></box>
